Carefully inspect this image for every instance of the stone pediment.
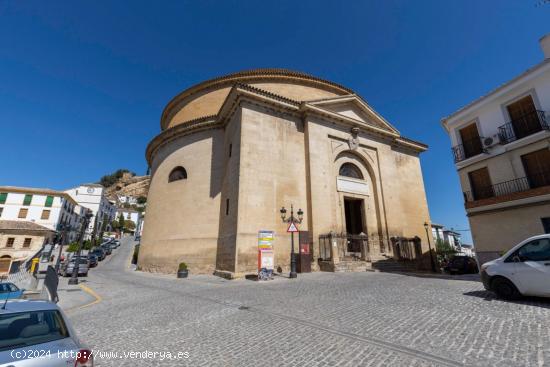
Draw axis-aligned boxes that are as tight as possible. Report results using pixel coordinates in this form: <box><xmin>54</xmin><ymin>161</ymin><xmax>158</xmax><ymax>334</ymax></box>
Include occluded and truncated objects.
<box><xmin>306</xmin><ymin>95</ymin><xmax>399</xmax><ymax>135</ymax></box>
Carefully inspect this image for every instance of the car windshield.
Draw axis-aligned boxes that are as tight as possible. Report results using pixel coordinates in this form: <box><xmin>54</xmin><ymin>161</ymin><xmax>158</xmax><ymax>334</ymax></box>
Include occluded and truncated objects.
<box><xmin>0</xmin><ymin>310</ymin><xmax>70</xmax><ymax>351</ymax></box>
<box><xmin>70</xmin><ymin>259</ymin><xmax>88</xmax><ymax>264</ymax></box>
<box><xmin>0</xmin><ymin>284</ymin><xmax>19</xmax><ymax>293</ymax></box>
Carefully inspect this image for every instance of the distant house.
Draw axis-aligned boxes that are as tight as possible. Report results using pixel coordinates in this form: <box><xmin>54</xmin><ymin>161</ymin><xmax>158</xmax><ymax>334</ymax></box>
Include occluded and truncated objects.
<box><xmin>0</xmin><ymin>220</ymin><xmax>55</xmax><ymax>263</ymax></box>
<box><xmin>116</xmin><ymin>208</ymin><xmax>140</xmax><ymax>234</ymax></box>
<box><xmin>65</xmin><ymin>184</ymin><xmax>116</xmax><ymax>239</ymax></box>
<box><xmin>0</xmin><ymin>186</ymin><xmax>85</xmax><ymax>244</ymax></box>
<box><xmin>431</xmin><ymin>223</ymin><xmax>466</xmax><ymax>254</ymax></box>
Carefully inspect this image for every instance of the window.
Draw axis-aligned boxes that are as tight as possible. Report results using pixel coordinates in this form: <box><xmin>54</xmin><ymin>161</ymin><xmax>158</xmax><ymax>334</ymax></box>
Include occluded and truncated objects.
<box><xmin>521</xmin><ymin>149</ymin><xmax>550</xmax><ymax>189</ymax></box>
<box><xmin>0</xmin><ymin>207</ymin><xmax>3</xmax><ymax>218</ymax></box>
<box><xmin>507</xmin><ymin>95</ymin><xmax>541</xmax><ymax>140</ymax></box>
<box><xmin>0</xmin><ymin>193</ymin><xmax>7</xmax><ymax>204</ymax></box>
<box><xmin>0</xmin><ymin>310</ymin><xmax>70</xmax><ymax>352</ymax></box>
<box><xmin>458</xmin><ymin>123</ymin><xmax>483</xmax><ymax>159</ymax></box>
<box><xmin>542</xmin><ymin>218</ymin><xmax>550</xmax><ymax>234</ymax></box>
<box><xmin>23</xmin><ymin>194</ymin><xmax>33</xmax><ymax>206</ymax></box>
<box><xmin>6</xmin><ymin>238</ymin><xmax>14</xmax><ymax>248</ymax></box>
<box><xmin>18</xmin><ymin>208</ymin><xmax>28</xmax><ymax>219</ymax></box>
<box><xmin>468</xmin><ymin>167</ymin><xmax>493</xmax><ymax>200</ymax></box>
<box><xmin>23</xmin><ymin>238</ymin><xmax>32</xmax><ymax>248</ymax></box>
<box><xmin>339</xmin><ymin>163</ymin><xmax>363</xmax><ymax>179</ymax></box>
<box><xmin>41</xmin><ymin>210</ymin><xmax>51</xmax><ymax>220</ymax></box>
<box><xmin>45</xmin><ymin>195</ymin><xmax>54</xmax><ymax>207</ymax></box>
<box><xmin>226</xmin><ymin>199</ymin><xmax>229</xmax><ymax>215</ymax></box>
<box><xmin>168</xmin><ymin>166</ymin><xmax>187</xmax><ymax>182</ymax></box>
<box><xmin>517</xmin><ymin>238</ymin><xmax>550</xmax><ymax>262</ymax></box>
<box><xmin>229</xmin><ymin>144</ymin><xmax>232</xmax><ymax>157</ymax></box>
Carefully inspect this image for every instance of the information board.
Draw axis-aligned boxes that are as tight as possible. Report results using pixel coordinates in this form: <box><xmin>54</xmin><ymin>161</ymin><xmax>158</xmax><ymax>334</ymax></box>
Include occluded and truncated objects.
<box><xmin>258</xmin><ymin>230</ymin><xmax>274</xmax><ymax>280</ymax></box>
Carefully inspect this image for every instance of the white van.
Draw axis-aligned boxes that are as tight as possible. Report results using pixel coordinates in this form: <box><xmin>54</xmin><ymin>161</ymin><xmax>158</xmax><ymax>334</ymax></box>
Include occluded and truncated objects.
<box><xmin>480</xmin><ymin>234</ymin><xmax>550</xmax><ymax>299</ymax></box>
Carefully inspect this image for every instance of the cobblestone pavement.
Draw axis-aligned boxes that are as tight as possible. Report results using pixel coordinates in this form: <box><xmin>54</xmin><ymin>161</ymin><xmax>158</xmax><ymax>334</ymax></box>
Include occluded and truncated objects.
<box><xmin>63</xmin><ymin>237</ymin><xmax>550</xmax><ymax>367</ymax></box>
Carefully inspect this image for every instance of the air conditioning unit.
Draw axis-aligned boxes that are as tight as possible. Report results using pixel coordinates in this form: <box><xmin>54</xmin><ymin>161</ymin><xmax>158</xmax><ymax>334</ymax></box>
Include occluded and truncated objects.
<box><xmin>482</xmin><ymin>134</ymin><xmax>502</xmax><ymax>149</ymax></box>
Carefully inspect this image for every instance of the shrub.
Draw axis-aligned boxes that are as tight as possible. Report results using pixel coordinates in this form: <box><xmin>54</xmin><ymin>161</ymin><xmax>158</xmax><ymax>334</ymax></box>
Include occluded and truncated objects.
<box><xmin>178</xmin><ymin>262</ymin><xmax>188</xmax><ymax>271</ymax></box>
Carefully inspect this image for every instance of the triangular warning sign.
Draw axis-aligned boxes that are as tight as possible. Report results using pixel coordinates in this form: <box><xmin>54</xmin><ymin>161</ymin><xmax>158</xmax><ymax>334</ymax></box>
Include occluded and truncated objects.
<box><xmin>287</xmin><ymin>222</ymin><xmax>299</xmax><ymax>233</ymax></box>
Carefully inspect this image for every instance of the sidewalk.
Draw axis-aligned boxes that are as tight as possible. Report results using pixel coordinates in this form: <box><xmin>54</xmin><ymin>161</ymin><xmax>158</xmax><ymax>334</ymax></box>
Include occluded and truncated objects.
<box><xmin>57</xmin><ymin>277</ymin><xmax>97</xmax><ymax>311</ymax></box>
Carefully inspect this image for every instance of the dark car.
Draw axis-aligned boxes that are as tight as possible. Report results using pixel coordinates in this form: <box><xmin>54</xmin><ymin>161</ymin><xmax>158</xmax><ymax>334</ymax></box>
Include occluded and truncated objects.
<box><xmin>101</xmin><ymin>245</ymin><xmax>112</xmax><ymax>255</ymax></box>
<box><xmin>87</xmin><ymin>254</ymin><xmax>98</xmax><ymax>267</ymax></box>
<box><xmin>444</xmin><ymin>255</ymin><xmax>478</xmax><ymax>275</ymax></box>
<box><xmin>91</xmin><ymin>248</ymin><xmax>106</xmax><ymax>261</ymax></box>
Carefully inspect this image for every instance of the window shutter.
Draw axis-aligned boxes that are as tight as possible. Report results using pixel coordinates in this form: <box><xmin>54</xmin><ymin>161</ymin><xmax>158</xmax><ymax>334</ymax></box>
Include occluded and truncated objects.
<box><xmin>0</xmin><ymin>193</ymin><xmax>7</xmax><ymax>204</ymax></box>
<box><xmin>45</xmin><ymin>196</ymin><xmax>54</xmax><ymax>207</ymax></box>
<box><xmin>23</xmin><ymin>194</ymin><xmax>33</xmax><ymax>206</ymax></box>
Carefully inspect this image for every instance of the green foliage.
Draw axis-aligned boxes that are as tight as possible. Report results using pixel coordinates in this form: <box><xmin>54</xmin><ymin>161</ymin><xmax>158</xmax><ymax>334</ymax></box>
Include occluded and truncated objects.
<box><xmin>66</xmin><ymin>242</ymin><xmax>79</xmax><ymax>252</ymax></box>
<box><xmin>118</xmin><ymin>213</ymin><xmax>125</xmax><ymax>230</ymax></box>
<box><xmin>178</xmin><ymin>262</ymin><xmax>188</xmax><ymax>271</ymax></box>
<box><xmin>98</xmin><ymin>169</ymin><xmax>136</xmax><ymax>187</ymax></box>
<box><xmin>137</xmin><ymin>196</ymin><xmax>147</xmax><ymax>204</ymax></box>
<box><xmin>124</xmin><ymin>220</ymin><xmax>136</xmax><ymax>230</ymax></box>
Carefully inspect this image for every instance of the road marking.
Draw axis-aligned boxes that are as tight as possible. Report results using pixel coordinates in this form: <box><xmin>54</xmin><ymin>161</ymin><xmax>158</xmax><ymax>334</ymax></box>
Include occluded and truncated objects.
<box><xmin>67</xmin><ymin>283</ymin><xmax>103</xmax><ymax>312</ymax></box>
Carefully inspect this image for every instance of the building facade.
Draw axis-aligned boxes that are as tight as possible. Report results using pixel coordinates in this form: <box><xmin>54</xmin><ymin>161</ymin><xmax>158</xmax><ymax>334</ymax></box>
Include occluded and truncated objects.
<box><xmin>139</xmin><ymin>69</ymin><xmax>432</xmax><ymax>277</ymax></box>
<box><xmin>0</xmin><ymin>186</ymin><xmax>85</xmax><ymax>244</ymax></box>
<box><xmin>442</xmin><ymin>35</ymin><xmax>550</xmax><ymax>264</ymax></box>
<box><xmin>0</xmin><ymin>220</ymin><xmax>55</xmax><ymax>262</ymax></box>
<box><xmin>65</xmin><ymin>184</ymin><xmax>116</xmax><ymax>239</ymax></box>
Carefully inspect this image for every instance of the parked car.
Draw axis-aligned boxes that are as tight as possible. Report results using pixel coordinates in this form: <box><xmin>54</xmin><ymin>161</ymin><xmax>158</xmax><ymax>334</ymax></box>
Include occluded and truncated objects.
<box><xmin>444</xmin><ymin>255</ymin><xmax>478</xmax><ymax>275</ymax></box>
<box><xmin>0</xmin><ymin>299</ymin><xmax>93</xmax><ymax>366</ymax></box>
<box><xmin>60</xmin><ymin>258</ymin><xmax>89</xmax><ymax>277</ymax></box>
<box><xmin>0</xmin><ymin>282</ymin><xmax>24</xmax><ymax>300</ymax></box>
<box><xmin>87</xmin><ymin>254</ymin><xmax>98</xmax><ymax>268</ymax></box>
<box><xmin>481</xmin><ymin>234</ymin><xmax>550</xmax><ymax>299</ymax></box>
<box><xmin>100</xmin><ymin>245</ymin><xmax>112</xmax><ymax>255</ymax></box>
<box><xmin>91</xmin><ymin>248</ymin><xmax>106</xmax><ymax>261</ymax></box>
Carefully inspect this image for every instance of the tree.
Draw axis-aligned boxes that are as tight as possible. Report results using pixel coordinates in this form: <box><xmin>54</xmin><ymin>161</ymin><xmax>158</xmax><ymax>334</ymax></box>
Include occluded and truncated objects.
<box><xmin>137</xmin><ymin>196</ymin><xmax>147</xmax><ymax>205</ymax></box>
<box><xmin>66</xmin><ymin>242</ymin><xmax>79</xmax><ymax>253</ymax></box>
<box><xmin>124</xmin><ymin>220</ymin><xmax>136</xmax><ymax>231</ymax></box>
<box><xmin>118</xmin><ymin>213</ymin><xmax>125</xmax><ymax>232</ymax></box>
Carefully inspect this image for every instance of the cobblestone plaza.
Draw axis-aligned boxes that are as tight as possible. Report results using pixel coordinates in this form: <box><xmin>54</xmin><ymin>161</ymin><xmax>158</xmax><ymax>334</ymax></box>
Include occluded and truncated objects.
<box><xmin>63</xmin><ymin>239</ymin><xmax>550</xmax><ymax>366</ymax></box>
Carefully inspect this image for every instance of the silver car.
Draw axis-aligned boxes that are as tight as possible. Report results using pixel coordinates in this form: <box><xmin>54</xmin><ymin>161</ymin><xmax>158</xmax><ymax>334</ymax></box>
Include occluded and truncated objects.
<box><xmin>0</xmin><ymin>299</ymin><xmax>93</xmax><ymax>366</ymax></box>
<box><xmin>60</xmin><ymin>257</ymin><xmax>89</xmax><ymax>277</ymax></box>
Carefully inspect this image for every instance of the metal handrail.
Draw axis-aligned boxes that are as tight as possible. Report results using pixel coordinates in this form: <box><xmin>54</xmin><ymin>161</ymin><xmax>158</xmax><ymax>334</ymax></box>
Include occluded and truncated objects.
<box><xmin>464</xmin><ymin>170</ymin><xmax>550</xmax><ymax>202</ymax></box>
<box><xmin>451</xmin><ymin>137</ymin><xmax>486</xmax><ymax>163</ymax></box>
<box><xmin>498</xmin><ymin>110</ymin><xmax>548</xmax><ymax>144</ymax></box>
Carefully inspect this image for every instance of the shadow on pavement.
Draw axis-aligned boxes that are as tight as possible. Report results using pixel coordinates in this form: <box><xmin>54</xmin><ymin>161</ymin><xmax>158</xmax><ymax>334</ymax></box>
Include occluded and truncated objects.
<box><xmin>378</xmin><ymin>270</ymin><xmax>481</xmax><ymax>282</ymax></box>
<box><xmin>463</xmin><ymin>290</ymin><xmax>550</xmax><ymax>308</ymax></box>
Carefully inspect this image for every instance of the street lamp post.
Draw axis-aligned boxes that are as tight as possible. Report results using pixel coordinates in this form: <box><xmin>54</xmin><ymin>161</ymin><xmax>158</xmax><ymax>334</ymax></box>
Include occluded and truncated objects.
<box><xmin>280</xmin><ymin>204</ymin><xmax>304</xmax><ymax>279</ymax></box>
<box><xmin>69</xmin><ymin>210</ymin><xmax>93</xmax><ymax>285</ymax></box>
<box><xmin>423</xmin><ymin>222</ymin><xmax>436</xmax><ymax>273</ymax></box>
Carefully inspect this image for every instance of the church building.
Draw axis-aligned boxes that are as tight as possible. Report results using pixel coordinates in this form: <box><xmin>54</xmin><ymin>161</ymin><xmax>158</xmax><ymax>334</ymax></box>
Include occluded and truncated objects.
<box><xmin>139</xmin><ymin>69</ymin><xmax>432</xmax><ymax>278</ymax></box>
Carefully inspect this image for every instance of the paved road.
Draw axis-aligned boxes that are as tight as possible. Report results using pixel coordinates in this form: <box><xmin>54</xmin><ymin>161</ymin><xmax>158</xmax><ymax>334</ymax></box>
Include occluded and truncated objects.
<box><xmin>63</xmin><ymin>237</ymin><xmax>550</xmax><ymax>367</ymax></box>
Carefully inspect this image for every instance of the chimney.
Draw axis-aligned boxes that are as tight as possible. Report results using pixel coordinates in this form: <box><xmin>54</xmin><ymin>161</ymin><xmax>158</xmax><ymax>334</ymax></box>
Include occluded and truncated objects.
<box><xmin>540</xmin><ymin>33</ymin><xmax>550</xmax><ymax>59</ymax></box>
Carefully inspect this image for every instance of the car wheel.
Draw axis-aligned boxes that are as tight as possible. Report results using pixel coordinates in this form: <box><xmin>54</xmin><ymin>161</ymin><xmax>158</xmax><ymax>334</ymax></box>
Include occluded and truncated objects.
<box><xmin>492</xmin><ymin>277</ymin><xmax>521</xmax><ymax>300</ymax></box>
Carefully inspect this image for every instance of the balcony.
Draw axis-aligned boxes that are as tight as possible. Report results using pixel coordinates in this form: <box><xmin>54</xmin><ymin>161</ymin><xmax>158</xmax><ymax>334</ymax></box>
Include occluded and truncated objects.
<box><xmin>451</xmin><ymin>137</ymin><xmax>486</xmax><ymax>163</ymax></box>
<box><xmin>498</xmin><ymin>110</ymin><xmax>548</xmax><ymax>144</ymax></box>
<box><xmin>463</xmin><ymin>171</ymin><xmax>550</xmax><ymax>208</ymax></box>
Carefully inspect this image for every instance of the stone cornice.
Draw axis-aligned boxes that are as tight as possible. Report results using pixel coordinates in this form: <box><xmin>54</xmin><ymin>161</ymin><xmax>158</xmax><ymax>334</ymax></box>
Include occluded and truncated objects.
<box><xmin>146</xmin><ymin>84</ymin><xmax>427</xmax><ymax>165</ymax></box>
<box><xmin>160</xmin><ymin>68</ymin><xmax>354</xmax><ymax>130</ymax></box>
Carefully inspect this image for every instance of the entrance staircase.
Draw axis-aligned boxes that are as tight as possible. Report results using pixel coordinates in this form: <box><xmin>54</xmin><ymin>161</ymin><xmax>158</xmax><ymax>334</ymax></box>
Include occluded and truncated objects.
<box><xmin>370</xmin><ymin>254</ymin><xmax>418</xmax><ymax>273</ymax></box>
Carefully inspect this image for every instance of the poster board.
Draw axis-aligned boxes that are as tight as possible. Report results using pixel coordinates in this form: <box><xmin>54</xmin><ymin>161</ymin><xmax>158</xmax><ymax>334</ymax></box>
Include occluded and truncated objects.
<box><xmin>258</xmin><ymin>230</ymin><xmax>274</xmax><ymax>280</ymax></box>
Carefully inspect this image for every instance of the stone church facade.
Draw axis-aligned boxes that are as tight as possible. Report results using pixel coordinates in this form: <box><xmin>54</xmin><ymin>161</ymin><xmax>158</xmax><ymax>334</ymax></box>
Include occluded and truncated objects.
<box><xmin>139</xmin><ymin>69</ymin><xmax>432</xmax><ymax>277</ymax></box>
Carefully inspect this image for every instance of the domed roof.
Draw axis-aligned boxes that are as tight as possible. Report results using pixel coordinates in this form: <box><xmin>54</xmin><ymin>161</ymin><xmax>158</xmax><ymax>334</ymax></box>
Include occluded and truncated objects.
<box><xmin>161</xmin><ymin>68</ymin><xmax>356</xmax><ymax>130</ymax></box>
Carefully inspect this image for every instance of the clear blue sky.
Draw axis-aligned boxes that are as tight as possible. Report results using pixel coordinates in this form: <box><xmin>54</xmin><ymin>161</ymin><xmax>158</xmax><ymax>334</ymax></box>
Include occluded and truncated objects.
<box><xmin>1</xmin><ymin>1</ymin><xmax>549</xmax><ymax>243</ymax></box>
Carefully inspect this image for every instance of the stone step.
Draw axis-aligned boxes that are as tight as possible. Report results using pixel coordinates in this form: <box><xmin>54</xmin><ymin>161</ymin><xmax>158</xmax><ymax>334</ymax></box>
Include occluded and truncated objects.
<box><xmin>371</xmin><ymin>259</ymin><xmax>417</xmax><ymax>273</ymax></box>
<box><xmin>333</xmin><ymin>260</ymin><xmax>370</xmax><ymax>273</ymax></box>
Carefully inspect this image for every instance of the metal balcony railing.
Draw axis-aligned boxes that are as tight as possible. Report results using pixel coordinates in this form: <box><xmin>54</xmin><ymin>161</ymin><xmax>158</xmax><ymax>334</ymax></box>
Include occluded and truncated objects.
<box><xmin>498</xmin><ymin>110</ymin><xmax>548</xmax><ymax>144</ymax></box>
<box><xmin>464</xmin><ymin>171</ymin><xmax>550</xmax><ymax>202</ymax></box>
<box><xmin>451</xmin><ymin>137</ymin><xmax>486</xmax><ymax>163</ymax></box>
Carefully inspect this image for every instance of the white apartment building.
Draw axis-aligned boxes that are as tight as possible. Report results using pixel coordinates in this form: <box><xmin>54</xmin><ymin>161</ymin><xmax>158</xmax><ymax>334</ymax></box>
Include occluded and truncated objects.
<box><xmin>431</xmin><ymin>223</ymin><xmax>463</xmax><ymax>251</ymax></box>
<box><xmin>65</xmin><ymin>184</ymin><xmax>116</xmax><ymax>239</ymax></box>
<box><xmin>442</xmin><ymin>34</ymin><xmax>550</xmax><ymax>264</ymax></box>
<box><xmin>0</xmin><ymin>186</ymin><xmax>85</xmax><ymax>244</ymax></box>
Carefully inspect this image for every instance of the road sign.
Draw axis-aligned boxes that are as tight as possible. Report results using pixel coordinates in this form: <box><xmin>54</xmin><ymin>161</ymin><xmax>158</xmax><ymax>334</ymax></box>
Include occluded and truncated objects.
<box><xmin>287</xmin><ymin>222</ymin><xmax>299</xmax><ymax>233</ymax></box>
